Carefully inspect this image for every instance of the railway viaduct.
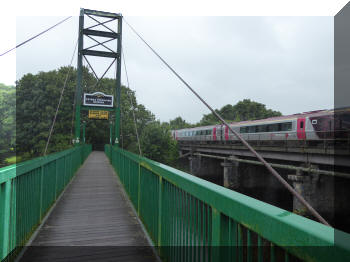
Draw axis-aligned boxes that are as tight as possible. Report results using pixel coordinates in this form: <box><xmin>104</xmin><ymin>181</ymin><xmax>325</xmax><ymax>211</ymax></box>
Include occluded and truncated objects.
<box><xmin>179</xmin><ymin>141</ymin><xmax>350</xmax><ymax>229</ymax></box>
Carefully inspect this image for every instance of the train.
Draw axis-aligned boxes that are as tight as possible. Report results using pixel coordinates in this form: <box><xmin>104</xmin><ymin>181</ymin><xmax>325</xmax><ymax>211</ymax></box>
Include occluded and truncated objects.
<box><xmin>172</xmin><ymin>108</ymin><xmax>350</xmax><ymax>143</ymax></box>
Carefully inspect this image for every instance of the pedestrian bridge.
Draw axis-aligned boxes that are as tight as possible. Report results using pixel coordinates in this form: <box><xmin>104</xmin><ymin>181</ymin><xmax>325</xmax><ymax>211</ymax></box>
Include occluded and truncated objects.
<box><xmin>1</xmin><ymin>145</ymin><xmax>349</xmax><ymax>262</ymax></box>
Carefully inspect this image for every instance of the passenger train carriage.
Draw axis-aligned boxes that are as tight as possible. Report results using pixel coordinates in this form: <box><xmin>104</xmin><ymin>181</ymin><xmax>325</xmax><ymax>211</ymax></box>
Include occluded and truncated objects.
<box><xmin>172</xmin><ymin>108</ymin><xmax>350</xmax><ymax>143</ymax></box>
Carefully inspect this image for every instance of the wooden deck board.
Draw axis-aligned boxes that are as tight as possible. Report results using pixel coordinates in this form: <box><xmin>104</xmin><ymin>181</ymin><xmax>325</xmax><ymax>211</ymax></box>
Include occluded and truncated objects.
<box><xmin>19</xmin><ymin>151</ymin><xmax>158</xmax><ymax>262</ymax></box>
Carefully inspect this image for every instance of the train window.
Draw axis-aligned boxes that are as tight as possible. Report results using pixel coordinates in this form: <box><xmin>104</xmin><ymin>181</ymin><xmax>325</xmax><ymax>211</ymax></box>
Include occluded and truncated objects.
<box><xmin>268</xmin><ymin>124</ymin><xmax>279</xmax><ymax>132</ymax></box>
<box><xmin>300</xmin><ymin>121</ymin><xmax>304</xmax><ymax>129</ymax></box>
<box><xmin>258</xmin><ymin>125</ymin><xmax>267</xmax><ymax>132</ymax></box>
<box><xmin>278</xmin><ymin>123</ymin><xmax>282</xmax><ymax>131</ymax></box>
<box><xmin>240</xmin><ymin>127</ymin><xmax>247</xmax><ymax>133</ymax></box>
<box><xmin>281</xmin><ymin>122</ymin><xmax>292</xmax><ymax>131</ymax></box>
<box><xmin>248</xmin><ymin>126</ymin><xmax>257</xmax><ymax>133</ymax></box>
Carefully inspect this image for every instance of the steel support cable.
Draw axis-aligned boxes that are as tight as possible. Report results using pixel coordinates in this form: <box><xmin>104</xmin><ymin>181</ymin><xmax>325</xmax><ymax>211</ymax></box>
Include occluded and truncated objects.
<box><xmin>123</xmin><ymin>18</ymin><xmax>330</xmax><ymax>226</ymax></box>
<box><xmin>43</xmin><ymin>39</ymin><xmax>79</xmax><ymax>156</ymax></box>
<box><xmin>70</xmin><ymin>51</ymin><xmax>83</xmax><ymax>142</ymax></box>
<box><xmin>0</xmin><ymin>16</ymin><xmax>72</xmax><ymax>57</ymax></box>
<box><xmin>122</xmin><ymin>48</ymin><xmax>142</xmax><ymax>156</ymax></box>
<box><xmin>114</xmin><ymin>59</ymin><xmax>124</xmax><ymax>149</ymax></box>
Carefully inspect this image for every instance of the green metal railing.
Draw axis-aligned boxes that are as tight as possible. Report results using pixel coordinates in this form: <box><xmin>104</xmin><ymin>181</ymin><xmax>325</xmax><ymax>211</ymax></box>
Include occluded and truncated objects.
<box><xmin>105</xmin><ymin>145</ymin><xmax>350</xmax><ymax>262</ymax></box>
<box><xmin>0</xmin><ymin>144</ymin><xmax>91</xmax><ymax>261</ymax></box>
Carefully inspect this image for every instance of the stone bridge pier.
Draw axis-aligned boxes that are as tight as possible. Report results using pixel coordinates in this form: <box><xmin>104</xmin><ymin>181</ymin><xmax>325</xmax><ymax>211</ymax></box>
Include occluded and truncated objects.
<box><xmin>221</xmin><ymin>158</ymin><xmax>240</xmax><ymax>189</ymax></box>
<box><xmin>288</xmin><ymin>166</ymin><xmax>334</xmax><ymax>222</ymax></box>
<box><xmin>188</xmin><ymin>155</ymin><xmax>222</xmax><ymax>182</ymax></box>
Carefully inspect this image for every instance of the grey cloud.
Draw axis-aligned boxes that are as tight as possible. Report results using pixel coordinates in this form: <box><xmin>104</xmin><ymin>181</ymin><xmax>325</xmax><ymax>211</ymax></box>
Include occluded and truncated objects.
<box><xmin>16</xmin><ymin>16</ymin><xmax>333</xmax><ymax>123</ymax></box>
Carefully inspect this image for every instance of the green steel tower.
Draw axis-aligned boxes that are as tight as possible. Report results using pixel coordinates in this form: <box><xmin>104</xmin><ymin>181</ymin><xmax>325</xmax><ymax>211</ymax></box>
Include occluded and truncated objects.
<box><xmin>74</xmin><ymin>8</ymin><xmax>122</xmax><ymax>146</ymax></box>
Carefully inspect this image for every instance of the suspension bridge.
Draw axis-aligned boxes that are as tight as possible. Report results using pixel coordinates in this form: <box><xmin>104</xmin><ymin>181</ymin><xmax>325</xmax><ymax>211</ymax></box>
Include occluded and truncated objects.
<box><xmin>1</xmin><ymin>8</ymin><xmax>350</xmax><ymax>262</ymax></box>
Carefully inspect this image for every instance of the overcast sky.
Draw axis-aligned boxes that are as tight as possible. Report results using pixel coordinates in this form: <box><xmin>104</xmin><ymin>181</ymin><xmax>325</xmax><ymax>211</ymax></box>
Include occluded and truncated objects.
<box><xmin>1</xmin><ymin>1</ymin><xmax>346</xmax><ymax>124</ymax></box>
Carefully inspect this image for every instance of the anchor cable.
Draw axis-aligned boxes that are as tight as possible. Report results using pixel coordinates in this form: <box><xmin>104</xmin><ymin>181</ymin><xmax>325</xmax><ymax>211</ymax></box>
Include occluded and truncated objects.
<box><xmin>123</xmin><ymin>17</ymin><xmax>330</xmax><ymax>226</ymax></box>
<box><xmin>0</xmin><ymin>16</ymin><xmax>72</xmax><ymax>57</ymax></box>
<box><xmin>43</xmin><ymin>39</ymin><xmax>78</xmax><ymax>156</ymax></box>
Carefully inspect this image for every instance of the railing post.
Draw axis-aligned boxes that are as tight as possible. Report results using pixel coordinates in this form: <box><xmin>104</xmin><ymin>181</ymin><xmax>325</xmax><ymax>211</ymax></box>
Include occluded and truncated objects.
<box><xmin>55</xmin><ymin>158</ymin><xmax>59</xmax><ymax>198</ymax></box>
<box><xmin>211</xmin><ymin>207</ymin><xmax>221</xmax><ymax>261</ymax></box>
<box><xmin>158</xmin><ymin>176</ymin><xmax>163</xmax><ymax>250</ymax></box>
<box><xmin>39</xmin><ymin>163</ymin><xmax>44</xmax><ymax>220</ymax></box>
<box><xmin>137</xmin><ymin>163</ymin><xmax>141</xmax><ymax>216</ymax></box>
<box><xmin>10</xmin><ymin>180</ymin><xmax>17</xmax><ymax>251</ymax></box>
<box><xmin>2</xmin><ymin>180</ymin><xmax>12</xmax><ymax>258</ymax></box>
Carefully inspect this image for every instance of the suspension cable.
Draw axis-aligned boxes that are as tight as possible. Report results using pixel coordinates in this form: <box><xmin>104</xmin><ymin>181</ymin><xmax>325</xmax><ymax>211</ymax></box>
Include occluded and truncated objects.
<box><xmin>0</xmin><ymin>16</ymin><xmax>72</xmax><ymax>57</ymax></box>
<box><xmin>115</xmin><ymin>60</ymin><xmax>124</xmax><ymax>149</ymax></box>
<box><xmin>123</xmin><ymin>17</ymin><xmax>330</xmax><ymax>226</ymax></box>
<box><xmin>122</xmin><ymin>48</ymin><xmax>142</xmax><ymax>156</ymax></box>
<box><xmin>43</xmin><ymin>39</ymin><xmax>78</xmax><ymax>156</ymax></box>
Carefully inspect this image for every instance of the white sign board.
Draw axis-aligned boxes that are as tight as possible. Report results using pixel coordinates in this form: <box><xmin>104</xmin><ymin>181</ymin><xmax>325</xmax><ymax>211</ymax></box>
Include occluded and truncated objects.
<box><xmin>83</xmin><ymin>92</ymin><xmax>114</xmax><ymax>108</ymax></box>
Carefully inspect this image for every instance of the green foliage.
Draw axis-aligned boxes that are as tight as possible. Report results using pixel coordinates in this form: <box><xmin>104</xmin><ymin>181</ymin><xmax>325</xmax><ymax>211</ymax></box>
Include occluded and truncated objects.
<box><xmin>11</xmin><ymin>66</ymin><xmax>178</xmax><ymax>166</ymax></box>
<box><xmin>232</xmin><ymin>99</ymin><xmax>282</xmax><ymax>121</ymax></box>
<box><xmin>140</xmin><ymin>121</ymin><xmax>178</xmax><ymax>165</ymax></box>
<box><xmin>15</xmin><ymin>67</ymin><xmax>79</xmax><ymax>159</ymax></box>
<box><xmin>196</xmin><ymin>99</ymin><xmax>282</xmax><ymax>126</ymax></box>
<box><xmin>166</xmin><ymin>116</ymin><xmax>192</xmax><ymax>130</ymax></box>
<box><xmin>0</xmin><ymin>83</ymin><xmax>15</xmax><ymax>167</ymax></box>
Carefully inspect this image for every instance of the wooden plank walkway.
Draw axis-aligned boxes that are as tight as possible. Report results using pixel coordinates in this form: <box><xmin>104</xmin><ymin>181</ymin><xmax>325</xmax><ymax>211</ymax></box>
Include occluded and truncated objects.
<box><xmin>19</xmin><ymin>151</ymin><xmax>158</xmax><ymax>262</ymax></box>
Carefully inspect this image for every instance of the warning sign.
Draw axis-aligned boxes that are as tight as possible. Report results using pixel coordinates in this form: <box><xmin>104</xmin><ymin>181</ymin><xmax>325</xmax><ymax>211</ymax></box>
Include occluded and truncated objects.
<box><xmin>88</xmin><ymin>110</ymin><xmax>109</xmax><ymax>120</ymax></box>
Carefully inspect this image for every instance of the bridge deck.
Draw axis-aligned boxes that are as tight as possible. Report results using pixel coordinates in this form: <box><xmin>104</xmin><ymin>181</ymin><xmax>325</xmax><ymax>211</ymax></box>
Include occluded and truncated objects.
<box><xmin>20</xmin><ymin>151</ymin><xmax>157</xmax><ymax>262</ymax></box>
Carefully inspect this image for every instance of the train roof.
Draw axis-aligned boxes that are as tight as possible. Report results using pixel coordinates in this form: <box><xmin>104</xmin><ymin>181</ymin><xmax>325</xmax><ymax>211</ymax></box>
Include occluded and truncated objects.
<box><xmin>231</xmin><ymin>109</ymin><xmax>332</xmax><ymax>126</ymax></box>
<box><xmin>174</xmin><ymin>108</ymin><xmax>349</xmax><ymax>132</ymax></box>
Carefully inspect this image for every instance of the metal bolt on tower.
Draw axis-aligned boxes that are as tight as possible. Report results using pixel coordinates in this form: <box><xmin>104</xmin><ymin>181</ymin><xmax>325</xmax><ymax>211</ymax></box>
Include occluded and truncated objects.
<box><xmin>74</xmin><ymin>8</ymin><xmax>122</xmax><ymax>146</ymax></box>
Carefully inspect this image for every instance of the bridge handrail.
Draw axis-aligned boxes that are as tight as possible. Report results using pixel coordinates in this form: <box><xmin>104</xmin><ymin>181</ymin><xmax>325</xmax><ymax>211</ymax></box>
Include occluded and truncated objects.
<box><xmin>0</xmin><ymin>144</ymin><xmax>92</xmax><ymax>261</ymax></box>
<box><xmin>105</xmin><ymin>144</ymin><xmax>350</xmax><ymax>262</ymax></box>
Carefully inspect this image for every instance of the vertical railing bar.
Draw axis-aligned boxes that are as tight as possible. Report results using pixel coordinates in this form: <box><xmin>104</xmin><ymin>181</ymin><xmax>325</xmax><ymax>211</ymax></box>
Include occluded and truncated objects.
<box><xmin>270</xmin><ymin>243</ymin><xmax>275</xmax><ymax>262</ymax></box>
<box><xmin>228</xmin><ymin>219</ymin><xmax>232</xmax><ymax>260</ymax></box>
<box><xmin>189</xmin><ymin>194</ymin><xmax>192</xmax><ymax>262</ymax></box>
<box><xmin>238</xmin><ymin>223</ymin><xmax>243</xmax><ymax>262</ymax></box>
<box><xmin>211</xmin><ymin>207</ymin><xmax>221</xmax><ymax>262</ymax></box>
<box><xmin>258</xmin><ymin>235</ymin><xmax>263</xmax><ymax>262</ymax></box>
<box><xmin>203</xmin><ymin>203</ymin><xmax>206</xmax><ymax>262</ymax></box>
<box><xmin>285</xmin><ymin>251</ymin><xmax>290</xmax><ymax>262</ymax></box>
<box><xmin>175</xmin><ymin>186</ymin><xmax>179</xmax><ymax>262</ymax></box>
<box><xmin>247</xmin><ymin>229</ymin><xmax>252</xmax><ymax>262</ymax></box>
<box><xmin>184</xmin><ymin>191</ymin><xmax>188</xmax><ymax>261</ymax></box>
<box><xmin>208</xmin><ymin>206</ymin><xmax>212</xmax><ymax>262</ymax></box>
<box><xmin>137</xmin><ymin>164</ymin><xmax>140</xmax><ymax>214</ymax></box>
<box><xmin>10</xmin><ymin>178</ymin><xmax>16</xmax><ymax>253</ymax></box>
<box><xmin>181</xmin><ymin>190</ymin><xmax>185</xmax><ymax>262</ymax></box>
<box><xmin>39</xmin><ymin>163</ymin><xmax>44</xmax><ymax>220</ymax></box>
<box><xmin>55</xmin><ymin>158</ymin><xmax>58</xmax><ymax>198</ymax></box>
<box><xmin>164</xmin><ymin>180</ymin><xmax>168</xmax><ymax>256</ymax></box>
<box><xmin>2</xmin><ymin>180</ymin><xmax>11</xmax><ymax>259</ymax></box>
<box><xmin>196</xmin><ymin>198</ymin><xmax>200</xmax><ymax>262</ymax></box>
<box><xmin>167</xmin><ymin>181</ymin><xmax>174</xmax><ymax>260</ymax></box>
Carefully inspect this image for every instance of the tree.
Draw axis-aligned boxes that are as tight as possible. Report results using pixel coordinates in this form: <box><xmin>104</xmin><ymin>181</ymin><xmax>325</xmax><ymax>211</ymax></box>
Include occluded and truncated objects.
<box><xmin>196</xmin><ymin>99</ymin><xmax>282</xmax><ymax>126</ymax></box>
<box><xmin>168</xmin><ymin>117</ymin><xmax>192</xmax><ymax>130</ymax></box>
<box><xmin>13</xmin><ymin>66</ymin><xmax>179</xmax><ymax>166</ymax></box>
<box><xmin>0</xmin><ymin>83</ymin><xmax>15</xmax><ymax>166</ymax></box>
<box><xmin>232</xmin><ymin>99</ymin><xmax>281</xmax><ymax>121</ymax></box>
<box><xmin>140</xmin><ymin>121</ymin><xmax>178</xmax><ymax>165</ymax></box>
